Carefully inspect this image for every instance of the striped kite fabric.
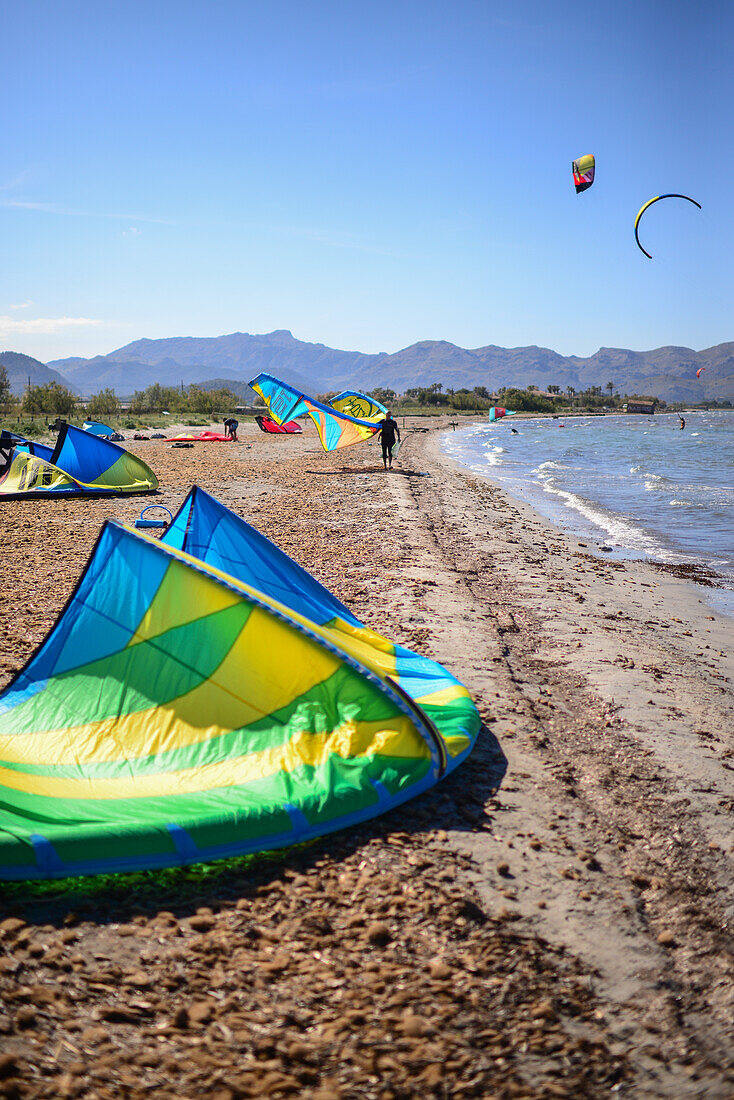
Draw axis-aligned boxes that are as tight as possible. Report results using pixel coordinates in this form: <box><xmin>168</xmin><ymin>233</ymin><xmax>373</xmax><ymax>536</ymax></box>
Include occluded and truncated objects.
<box><xmin>0</xmin><ymin>423</ymin><xmax>158</xmax><ymax>498</ymax></box>
<box><xmin>0</xmin><ymin>487</ymin><xmax>480</xmax><ymax>880</ymax></box>
<box><xmin>249</xmin><ymin>374</ymin><xmax>383</xmax><ymax>452</ymax></box>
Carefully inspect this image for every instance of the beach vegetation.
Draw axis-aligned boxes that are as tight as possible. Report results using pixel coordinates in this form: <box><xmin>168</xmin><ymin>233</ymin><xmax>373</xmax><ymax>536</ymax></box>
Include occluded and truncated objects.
<box><xmin>448</xmin><ymin>389</ymin><xmax>490</xmax><ymax>411</ymax></box>
<box><xmin>86</xmin><ymin>388</ymin><xmax>122</xmax><ymax>417</ymax></box>
<box><xmin>0</xmin><ymin>365</ymin><xmax>10</xmax><ymax>409</ymax></box>
<box><xmin>497</xmin><ymin>387</ymin><xmax>555</xmax><ymax>413</ymax></box>
<box><xmin>129</xmin><ymin>382</ymin><xmax>241</xmax><ymax>415</ymax></box>
<box><xmin>403</xmin><ymin>386</ymin><xmax>447</xmax><ymax>406</ymax></box>
<box><xmin>21</xmin><ymin>381</ymin><xmax>76</xmax><ymax>416</ymax></box>
<box><xmin>396</xmin><ymin>384</ymin><xmax>491</xmax><ymax>411</ymax></box>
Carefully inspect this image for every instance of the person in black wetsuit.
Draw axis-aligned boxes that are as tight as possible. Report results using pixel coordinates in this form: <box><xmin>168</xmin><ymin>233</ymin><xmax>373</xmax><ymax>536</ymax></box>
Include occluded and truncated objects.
<box><xmin>375</xmin><ymin>411</ymin><xmax>400</xmax><ymax>470</ymax></box>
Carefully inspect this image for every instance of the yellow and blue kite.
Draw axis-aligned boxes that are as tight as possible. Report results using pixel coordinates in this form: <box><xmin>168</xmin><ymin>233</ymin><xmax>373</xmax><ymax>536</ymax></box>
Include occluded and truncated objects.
<box><xmin>249</xmin><ymin>374</ymin><xmax>385</xmax><ymax>452</ymax></box>
<box><xmin>0</xmin><ymin>487</ymin><xmax>480</xmax><ymax>880</ymax></box>
<box><xmin>0</xmin><ymin>423</ymin><xmax>158</xmax><ymax>498</ymax></box>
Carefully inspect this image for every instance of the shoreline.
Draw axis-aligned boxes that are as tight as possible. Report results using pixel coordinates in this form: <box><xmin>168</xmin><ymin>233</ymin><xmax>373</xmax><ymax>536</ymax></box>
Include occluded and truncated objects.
<box><xmin>362</xmin><ymin>420</ymin><xmax>734</xmax><ymax>1090</ymax></box>
<box><xmin>1</xmin><ymin>418</ymin><xmax>733</xmax><ymax>1097</ymax></box>
<box><xmin>440</xmin><ymin>415</ymin><xmax>734</xmax><ymax>619</ymax></box>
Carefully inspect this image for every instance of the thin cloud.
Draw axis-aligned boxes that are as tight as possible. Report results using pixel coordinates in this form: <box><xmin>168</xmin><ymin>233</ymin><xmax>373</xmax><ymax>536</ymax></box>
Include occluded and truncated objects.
<box><xmin>1</xmin><ymin>200</ymin><xmax>172</xmax><ymax>225</ymax></box>
<box><xmin>0</xmin><ymin>315</ymin><xmax>104</xmax><ymax>336</ymax></box>
<box><xmin>0</xmin><ymin>171</ymin><xmax>32</xmax><ymax>193</ymax></box>
<box><xmin>8</xmin><ymin>300</ymin><xmax>33</xmax><ymax>310</ymax></box>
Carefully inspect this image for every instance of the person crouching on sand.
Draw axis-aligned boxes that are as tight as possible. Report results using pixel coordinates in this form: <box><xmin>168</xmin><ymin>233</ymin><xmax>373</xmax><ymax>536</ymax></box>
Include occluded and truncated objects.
<box><xmin>375</xmin><ymin>411</ymin><xmax>400</xmax><ymax>470</ymax></box>
<box><xmin>223</xmin><ymin>416</ymin><xmax>239</xmax><ymax>441</ymax></box>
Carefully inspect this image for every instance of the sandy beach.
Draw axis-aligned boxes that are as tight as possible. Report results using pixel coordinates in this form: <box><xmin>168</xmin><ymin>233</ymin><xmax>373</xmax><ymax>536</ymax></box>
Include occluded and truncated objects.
<box><xmin>1</xmin><ymin>417</ymin><xmax>733</xmax><ymax>1099</ymax></box>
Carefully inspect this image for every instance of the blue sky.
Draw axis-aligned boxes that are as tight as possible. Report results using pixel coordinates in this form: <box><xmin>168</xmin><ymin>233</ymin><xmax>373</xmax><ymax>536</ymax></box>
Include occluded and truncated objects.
<box><xmin>1</xmin><ymin>0</ymin><xmax>731</xmax><ymax>362</ymax></box>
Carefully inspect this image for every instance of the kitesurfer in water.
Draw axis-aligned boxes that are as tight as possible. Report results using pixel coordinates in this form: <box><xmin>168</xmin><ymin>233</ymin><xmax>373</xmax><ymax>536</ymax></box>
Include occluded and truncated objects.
<box><xmin>679</xmin><ymin>415</ymin><xmax>686</xmax><ymax>430</ymax></box>
<box><xmin>375</xmin><ymin>411</ymin><xmax>401</xmax><ymax>470</ymax></box>
<box><xmin>223</xmin><ymin>416</ymin><xmax>239</xmax><ymax>441</ymax></box>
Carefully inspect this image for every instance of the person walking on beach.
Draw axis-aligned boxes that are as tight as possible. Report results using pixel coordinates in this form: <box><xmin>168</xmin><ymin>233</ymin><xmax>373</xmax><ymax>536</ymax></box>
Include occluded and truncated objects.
<box><xmin>375</xmin><ymin>411</ymin><xmax>401</xmax><ymax>470</ymax></box>
<box><xmin>223</xmin><ymin>416</ymin><xmax>239</xmax><ymax>441</ymax></box>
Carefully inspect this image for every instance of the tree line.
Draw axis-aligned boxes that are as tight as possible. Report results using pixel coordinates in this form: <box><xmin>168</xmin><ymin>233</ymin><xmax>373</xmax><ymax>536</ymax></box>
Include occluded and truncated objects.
<box><xmin>365</xmin><ymin>382</ymin><xmax>607</xmax><ymax>413</ymax></box>
<box><xmin>3</xmin><ymin>369</ymin><xmax>730</xmax><ymax>419</ymax></box>
<box><xmin>0</xmin><ymin>372</ymin><xmax>242</xmax><ymax>418</ymax></box>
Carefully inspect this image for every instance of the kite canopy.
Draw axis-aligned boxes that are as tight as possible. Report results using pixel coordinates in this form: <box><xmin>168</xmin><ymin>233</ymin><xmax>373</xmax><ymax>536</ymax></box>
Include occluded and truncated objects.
<box><xmin>572</xmin><ymin>154</ymin><xmax>595</xmax><ymax>193</ymax></box>
<box><xmin>83</xmin><ymin>421</ymin><xmax>115</xmax><ymax>438</ymax></box>
<box><xmin>329</xmin><ymin>391</ymin><xmax>386</xmax><ymax>423</ymax></box>
<box><xmin>250</xmin><ymin>374</ymin><xmax>381</xmax><ymax>452</ymax></box>
<box><xmin>0</xmin><ymin>423</ymin><xmax>158</xmax><ymax>498</ymax></box>
<box><xmin>0</xmin><ymin>487</ymin><xmax>480</xmax><ymax>881</ymax></box>
<box><xmin>488</xmin><ymin>407</ymin><xmax>516</xmax><ymax>422</ymax></box>
<box><xmin>255</xmin><ymin>415</ymin><xmax>303</xmax><ymax>434</ymax></box>
<box><xmin>696</xmin><ymin>367</ymin><xmax>706</xmax><ymax>378</ymax></box>
<box><xmin>164</xmin><ymin>431</ymin><xmax>232</xmax><ymax>443</ymax></box>
<box><xmin>0</xmin><ymin>429</ymin><xmax>31</xmax><ymax>445</ymax></box>
<box><xmin>634</xmin><ymin>194</ymin><xmax>701</xmax><ymax>259</ymax></box>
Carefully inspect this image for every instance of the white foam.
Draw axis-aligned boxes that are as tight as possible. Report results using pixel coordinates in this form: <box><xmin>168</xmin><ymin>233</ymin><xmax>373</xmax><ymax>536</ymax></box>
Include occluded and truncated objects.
<box><xmin>484</xmin><ymin>445</ymin><xmax>506</xmax><ymax>467</ymax></box>
<box><xmin>536</xmin><ymin>460</ymin><xmax>566</xmax><ymax>472</ymax></box>
<box><xmin>644</xmin><ymin>474</ymin><xmax>674</xmax><ymax>491</ymax></box>
<box><xmin>536</xmin><ymin>480</ymin><xmax>660</xmax><ymax>554</ymax></box>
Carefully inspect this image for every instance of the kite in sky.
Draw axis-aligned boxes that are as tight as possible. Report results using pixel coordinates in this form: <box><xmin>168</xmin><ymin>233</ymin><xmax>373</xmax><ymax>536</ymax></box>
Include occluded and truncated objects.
<box><xmin>696</xmin><ymin>367</ymin><xmax>706</xmax><ymax>378</ymax></box>
<box><xmin>572</xmin><ymin>154</ymin><xmax>595</xmax><ymax>193</ymax></box>
<box><xmin>250</xmin><ymin>374</ymin><xmax>383</xmax><ymax>452</ymax></box>
<box><xmin>634</xmin><ymin>194</ymin><xmax>701</xmax><ymax>259</ymax></box>
<box><xmin>0</xmin><ymin>487</ymin><xmax>480</xmax><ymax>880</ymax></box>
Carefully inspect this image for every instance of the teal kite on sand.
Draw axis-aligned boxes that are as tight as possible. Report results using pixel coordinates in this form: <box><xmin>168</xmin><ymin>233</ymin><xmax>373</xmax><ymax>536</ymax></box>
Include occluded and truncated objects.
<box><xmin>0</xmin><ymin>487</ymin><xmax>480</xmax><ymax>881</ymax></box>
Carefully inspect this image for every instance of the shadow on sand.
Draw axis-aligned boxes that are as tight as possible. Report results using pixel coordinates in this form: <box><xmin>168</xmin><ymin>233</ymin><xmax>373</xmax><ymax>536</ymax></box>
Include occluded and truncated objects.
<box><xmin>305</xmin><ymin>467</ymin><xmax>430</xmax><ymax>478</ymax></box>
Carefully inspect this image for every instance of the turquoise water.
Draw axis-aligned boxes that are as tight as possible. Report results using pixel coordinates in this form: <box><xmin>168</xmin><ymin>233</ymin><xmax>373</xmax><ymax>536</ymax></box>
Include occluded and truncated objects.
<box><xmin>443</xmin><ymin>410</ymin><xmax>734</xmax><ymax>607</ymax></box>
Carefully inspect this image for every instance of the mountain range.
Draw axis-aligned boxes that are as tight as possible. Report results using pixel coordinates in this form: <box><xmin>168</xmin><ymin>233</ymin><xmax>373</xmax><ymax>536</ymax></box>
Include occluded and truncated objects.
<box><xmin>3</xmin><ymin>330</ymin><xmax>732</xmax><ymax>402</ymax></box>
<box><xmin>0</xmin><ymin>351</ymin><xmax>69</xmax><ymax>395</ymax></box>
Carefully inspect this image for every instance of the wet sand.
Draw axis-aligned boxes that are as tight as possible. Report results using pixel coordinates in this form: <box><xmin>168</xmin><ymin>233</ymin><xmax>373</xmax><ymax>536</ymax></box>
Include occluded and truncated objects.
<box><xmin>0</xmin><ymin>417</ymin><xmax>732</xmax><ymax>1098</ymax></box>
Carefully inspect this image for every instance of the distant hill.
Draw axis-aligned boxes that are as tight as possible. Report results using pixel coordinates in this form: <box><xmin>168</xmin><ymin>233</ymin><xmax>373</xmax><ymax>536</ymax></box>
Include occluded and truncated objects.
<box><xmin>0</xmin><ymin>351</ymin><xmax>73</xmax><ymax>396</ymax></box>
<box><xmin>47</xmin><ymin>330</ymin><xmax>734</xmax><ymax>402</ymax></box>
<box><xmin>46</xmin><ymin>356</ymin><xmax>212</xmax><ymax>395</ymax></box>
<box><xmin>50</xmin><ymin>331</ymin><xmax>372</xmax><ymax>398</ymax></box>
<box><xmin>194</xmin><ymin>378</ymin><xmax>262</xmax><ymax>402</ymax></box>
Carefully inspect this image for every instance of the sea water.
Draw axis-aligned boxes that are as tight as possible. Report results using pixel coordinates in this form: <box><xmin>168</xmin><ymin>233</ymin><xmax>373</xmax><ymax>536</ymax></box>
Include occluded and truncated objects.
<box><xmin>442</xmin><ymin>410</ymin><xmax>734</xmax><ymax>613</ymax></box>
